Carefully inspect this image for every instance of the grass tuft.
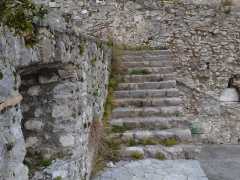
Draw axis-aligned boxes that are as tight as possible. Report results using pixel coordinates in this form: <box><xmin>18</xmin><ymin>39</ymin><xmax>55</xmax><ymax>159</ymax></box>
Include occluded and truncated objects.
<box><xmin>155</xmin><ymin>152</ymin><xmax>166</xmax><ymax>160</ymax></box>
<box><xmin>130</xmin><ymin>151</ymin><xmax>144</xmax><ymax>160</ymax></box>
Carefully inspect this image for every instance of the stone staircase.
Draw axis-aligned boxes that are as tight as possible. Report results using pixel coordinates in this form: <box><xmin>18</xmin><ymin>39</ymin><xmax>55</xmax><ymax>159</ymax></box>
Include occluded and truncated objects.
<box><xmin>109</xmin><ymin>50</ymin><xmax>198</xmax><ymax>161</ymax></box>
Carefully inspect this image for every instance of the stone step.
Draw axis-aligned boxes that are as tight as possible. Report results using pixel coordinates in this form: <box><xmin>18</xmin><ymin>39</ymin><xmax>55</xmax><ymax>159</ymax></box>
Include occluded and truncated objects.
<box><xmin>114</xmin><ymin>88</ymin><xmax>180</xmax><ymax>99</ymax></box>
<box><xmin>121</xmin><ymin>55</ymin><xmax>172</xmax><ymax>62</ymax></box>
<box><xmin>121</xmin><ymin>144</ymin><xmax>199</xmax><ymax>160</ymax></box>
<box><xmin>113</xmin><ymin>97</ymin><xmax>182</xmax><ymax>107</ymax></box>
<box><xmin>121</xmin><ymin>50</ymin><xmax>170</xmax><ymax>56</ymax></box>
<box><xmin>117</xmin><ymin>80</ymin><xmax>176</xmax><ymax>91</ymax></box>
<box><xmin>122</xmin><ymin>60</ymin><xmax>173</xmax><ymax>68</ymax></box>
<box><xmin>110</xmin><ymin>116</ymin><xmax>190</xmax><ymax>130</ymax></box>
<box><xmin>112</xmin><ymin>129</ymin><xmax>192</xmax><ymax>144</ymax></box>
<box><xmin>112</xmin><ymin>106</ymin><xmax>183</xmax><ymax>118</ymax></box>
<box><xmin>123</xmin><ymin>73</ymin><xmax>176</xmax><ymax>83</ymax></box>
<box><xmin>112</xmin><ymin>106</ymin><xmax>183</xmax><ymax>119</ymax></box>
<box><xmin>125</xmin><ymin>67</ymin><xmax>174</xmax><ymax>75</ymax></box>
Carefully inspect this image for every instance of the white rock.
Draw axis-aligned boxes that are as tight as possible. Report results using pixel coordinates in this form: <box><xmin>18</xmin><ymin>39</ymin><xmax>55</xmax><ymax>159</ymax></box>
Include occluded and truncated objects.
<box><xmin>59</xmin><ymin>134</ymin><xmax>75</xmax><ymax>147</ymax></box>
<box><xmin>25</xmin><ymin>137</ymin><xmax>39</xmax><ymax>148</ymax></box>
<box><xmin>52</xmin><ymin>105</ymin><xmax>71</xmax><ymax>118</ymax></box>
<box><xmin>49</xmin><ymin>2</ymin><xmax>60</xmax><ymax>8</ymax></box>
<box><xmin>25</xmin><ymin>120</ymin><xmax>44</xmax><ymax>131</ymax></box>
<box><xmin>81</xmin><ymin>10</ymin><xmax>88</xmax><ymax>15</ymax></box>
<box><xmin>27</xmin><ymin>86</ymin><xmax>41</xmax><ymax>96</ymax></box>
<box><xmin>220</xmin><ymin>88</ymin><xmax>239</xmax><ymax>102</ymax></box>
<box><xmin>34</xmin><ymin>108</ymin><xmax>43</xmax><ymax>117</ymax></box>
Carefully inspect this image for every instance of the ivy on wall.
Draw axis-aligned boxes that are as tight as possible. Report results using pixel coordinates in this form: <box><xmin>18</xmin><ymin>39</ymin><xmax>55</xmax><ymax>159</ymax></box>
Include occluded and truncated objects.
<box><xmin>0</xmin><ymin>0</ymin><xmax>47</xmax><ymax>46</ymax></box>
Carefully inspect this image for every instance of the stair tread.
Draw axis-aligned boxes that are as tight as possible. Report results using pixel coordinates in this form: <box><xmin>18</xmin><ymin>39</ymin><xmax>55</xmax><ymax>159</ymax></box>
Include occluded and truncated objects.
<box><xmin>112</xmin><ymin>106</ymin><xmax>183</xmax><ymax>112</ymax></box>
<box><xmin>111</xmin><ymin>116</ymin><xmax>188</xmax><ymax>123</ymax></box>
<box><xmin>117</xmin><ymin>80</ymin><xmax>177</xmax><ymax>90</ymax></box>
<box><xmin>123</xmin><ymin>73</ymin><xmax>176</xmax><ymax>77</ymax></box>
<box><xmin>123</xmin><ymin>74</ymin><xmax>176</xmax><ymax>83</ymax></box>
<box><xmin>121</xmin><ymin>50</ymin><xmax>171</xmax><ymax>56</ymax></box>
<box><xmin>113</xmin><ymin>97</ymin><xmax>182</xmax><ymax>107</ymax></box>
<box><xmin>122</xmin><ymin>61</ymin><xmax>173</xmax><ymax>68</ymax></box>
<box><xmin>121</xmin><ymin>144</ymin><xmax>199</xmax><ymax>160</ymax></box>
<box><xmin>112</xmin><ymin>128</ymin><xmax>192</xmax><ymax>142</ymax></box>
<box><xmin>110</xmin><ymin>116</ymin><xmax>189</xmax><ymax>130</ymax></box>
<box><xmin>114</xmin><ymin>88</ymin><xmax>180</xmax><ymax>99</ymax></box>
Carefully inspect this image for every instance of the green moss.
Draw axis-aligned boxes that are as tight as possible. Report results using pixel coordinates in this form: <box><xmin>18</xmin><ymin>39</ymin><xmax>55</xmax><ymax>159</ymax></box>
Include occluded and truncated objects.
<box><xmin>40</xmin><ymin>159</ymin><xmax>52</xmax><ymax>167</ymax></box>
<box><xmin>93</xmin><ymin>88</ymin><xmax>100</xmax><ymax>97</ymax></box>
<box><xmin>54</xmin><ymin>177</ymin><xmax>62</xmax><ymax>180</ymax></box>
<box><xmin>160</xmin><ymin>138</ymin><xmax>178</xmax><ymax>147</ymax></box>
<box><xmin>111</xmin><ymin>125</ymin><xmax>131</xmax><ymax>133</ymax></box>
<box><xmin>0</xmin><ymin>0</ymin><xmax>47</xmax><ymax>47</ymax></box>
<box><xmin>79</xmin><ymin>44</ymin><xmax>85</xmax><ymax>55</ymax></box>
<box><xmin>130</xmin><ymin>151</ymin><xmax>144</xmax><ymax>160</ymax></box>
<box><xmin>0</xmin><ymin>71</ymin><xmax>3</xmax><ymax>80</ymax></box>
<box><xmin>127</xmin><ymin>138</ymin><xmax>178</xmax><ymax>147</ymax></box>
<box><xmin>155</xmin><ymin>152</ymin><xmax>166</xmax><ymax>160</ymax></box>
<box><xmin>129</xmin><ymin>69</ymin><xmax>150</xmax><ymax>75</ymax></box>
<box><xmin>91</xmin><ymin>57</ymin><xmax>97</xmax><ymax>66</ymax></box>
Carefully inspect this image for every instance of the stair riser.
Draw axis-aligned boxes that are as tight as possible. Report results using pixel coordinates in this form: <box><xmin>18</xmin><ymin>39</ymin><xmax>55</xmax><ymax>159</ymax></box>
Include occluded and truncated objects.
<box><xmin>122</xmin><ymin>61</ymin><xmax>172</xmax><ymax>68</ymax></box>
<box><xmin>111</xmin><ymin>120</ymin><xmax>189</xmax><ymax>130</ymax></box>
<box><xmin>121</xmin><ymin>146</ymin><xmax>198</xmax><ymax>160</ymax></box>
<box><xmin>125</xmin><ymin>67</ymin><xmax>174</xmax><ymax>75</ymax></box>
<box><xmin>123</xmin><ymin>74</ymin><xmax>175</xmax><ymax>83</ymax></box>
<box><xmin>121</xmin><ymin>50</ymin><xmax>170</xmax><ymax>56</ymax></box>
<box><xmin>114</xmin><ymin>90</ymin><xmax>180</xmax><ymax>99</ymax></box>
<box><xmin>113</xmin><ymin>130</ymin><xmax>192</xmax><ymax>144</ymax></box>
<box><xmin>118</xmin><ymin>81</ymin><xmax>176</xmax><ymax>91</ymax></box>
<box><xmin>114</xmin><ymin>98</ymin><xmax>182</xmax><ymax>107</ymax></box>
<box><xmin>121</xmin><ymin>56</ymin><xmax>172</xmax><ymax>62</ymax></box>
<box><xmin>112</xmin><ymin>108</ymin><xmax>183</xmax><ymax>118</ymax></box>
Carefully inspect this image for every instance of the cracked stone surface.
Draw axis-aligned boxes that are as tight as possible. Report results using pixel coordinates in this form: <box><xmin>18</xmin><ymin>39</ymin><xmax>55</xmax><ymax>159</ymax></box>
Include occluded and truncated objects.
<box><xmin>92</xmin><ymin>159</ymin><xmax>208</xmax><ymax>180</ymax></box>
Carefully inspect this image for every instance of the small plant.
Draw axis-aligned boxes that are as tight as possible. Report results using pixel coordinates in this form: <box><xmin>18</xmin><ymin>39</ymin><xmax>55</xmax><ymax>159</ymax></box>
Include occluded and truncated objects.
<box><xmin>221</xmin><ymin>0</ymin><xmax>232</xmax><ymax>14</ymax></box>
<box><xmin>127</xmin><ymin>139</ymin><xmax>139</xmax><ymax>146</ymax></box>
<box><xmin>111</xmin><ymin>124</ymin><xmax>131</xmax><ymax>133</ymax></box>
<box><xmin>0</xmin><ymin>0</ymin><xmax>47</xmax><ymax>47</ymax></box>
<box><xmin>129</xmin><ymin>69</ymin><xmax>150</xmax><ymax>75</ymax></box>
<box><xmin>79</xmin><ymin>44</ymin><xmax>85</xmax><ymax>55</ymax></box>
<box><xmin>155</xmin><ymin>152</ymin><xmax>166</xmax><ymax>160</ymax></box>
<box><xmin>0</xmin><ymin>71</ymin><xmax>3</xmax><ymax>80</ymax></box>
<box><xmin>40</xmin><ymin>159</ymin><xmax>52</xmax><ymax>167</ymax></box>
<box><xmin>130</xmin><ymin>151</ymin><xmax>144</xmax><ymax>160</ymax></box>
<box><xmin>141</xmin><ymin>138</ymin><xmax>158</xmax><ymax>145</ymax></box>
<box><xmin>160</xmin><ymin>138</ymin><xmax>178</xmax><ymax>147</ymax></box>
<box><xmin>54</xmin><ymin>177</ymin><xmax>62</xmax><ymax>180</ymax></box>
<box><xmin>91</xmin><ymin>57</ymin><xmax>97</xmax><ymax>66</ymax></box>
<box><xmin>93</xmin><ymin>88</ymin><xmax>100</xmax><ymax>97</ymax></box>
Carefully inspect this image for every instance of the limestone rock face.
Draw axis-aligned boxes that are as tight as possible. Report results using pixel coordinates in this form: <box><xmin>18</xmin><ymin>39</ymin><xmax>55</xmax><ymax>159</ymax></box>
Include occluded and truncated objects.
<box><xmin>220</xmin><ymin>88</ymin><xmax>239</xmax><ymax>102</ymax></box>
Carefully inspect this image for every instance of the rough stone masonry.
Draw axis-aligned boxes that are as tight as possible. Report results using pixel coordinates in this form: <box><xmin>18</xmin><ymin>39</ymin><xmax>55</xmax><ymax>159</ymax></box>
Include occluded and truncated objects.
<box><xmin>1</xmin><ymin>0</ymin><xmax>240</xmax><ymax>180</ymax></box>
<box><xmin>0</xmin><ymin>26</ymin><xmax>111</xmax><ymax>179</ymax></box>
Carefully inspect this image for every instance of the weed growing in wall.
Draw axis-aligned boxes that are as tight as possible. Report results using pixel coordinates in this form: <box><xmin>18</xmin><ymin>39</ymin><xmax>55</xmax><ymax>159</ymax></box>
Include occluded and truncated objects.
<box><xmin>0</xmin><ymin>0</ymin><xmax>47</xmax><ymax>47</ymax></box>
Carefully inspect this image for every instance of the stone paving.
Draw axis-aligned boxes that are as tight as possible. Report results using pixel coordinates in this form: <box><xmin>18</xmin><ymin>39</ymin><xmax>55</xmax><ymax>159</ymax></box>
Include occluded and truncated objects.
<box><xmin>93</xmin><ymin>159</ymin><xmax>208</xmax><ymax>180</ymax></box>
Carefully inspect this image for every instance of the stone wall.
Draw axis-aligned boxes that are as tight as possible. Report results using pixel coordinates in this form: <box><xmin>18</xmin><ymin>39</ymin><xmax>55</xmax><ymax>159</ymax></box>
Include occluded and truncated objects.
<box><xmin>0</xmin><ymin>26</ymin><xmax>111</xmax><ymax>180</ymax></box>
<box><xmin>166</xmin><ymin>0</ymin><xmax>240</xmax><ymax>144</ymax></box>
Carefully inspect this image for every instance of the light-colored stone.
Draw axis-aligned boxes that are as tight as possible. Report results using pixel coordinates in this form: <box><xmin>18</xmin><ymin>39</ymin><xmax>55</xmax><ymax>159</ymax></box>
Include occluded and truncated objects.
<box><xmin>220</xmin><ymin>88</ymin><xmax>239</xmax><ymax>102</ymax></box>
<box><xmin>25</xmin><ymin>120</ymin><xmax>44</xmax><ymax>131</ymax></box>
<box><xmin>25</xmin><ymin>137</ymin><xmax>39</xmax><ymax>148</ymax></box>
<box><xmin>59</xmin><ymin>134</ymin><xmax>75</xmax><ymax>147</ymax></box>
<box><xmin>27</xmin><ymin>86</ymin><xmax>41</xmax><ymax>96</ymax></box>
